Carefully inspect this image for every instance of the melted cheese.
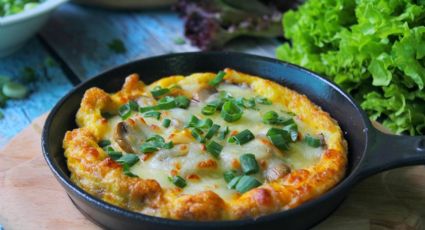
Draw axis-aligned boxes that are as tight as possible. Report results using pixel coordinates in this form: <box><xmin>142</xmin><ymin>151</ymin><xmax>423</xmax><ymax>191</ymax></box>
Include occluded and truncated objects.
<box><xmin>103</xmin><ymin>84</ymin><xmax>324</xmax><ymax>202</ymax></box>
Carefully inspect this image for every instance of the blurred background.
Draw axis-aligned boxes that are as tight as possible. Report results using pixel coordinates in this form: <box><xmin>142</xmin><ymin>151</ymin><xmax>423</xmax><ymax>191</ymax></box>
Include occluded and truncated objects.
<box><xmin>0</xmin><ymin>0</ymin><xmax>298</xmax><ymax>146</ymax></box>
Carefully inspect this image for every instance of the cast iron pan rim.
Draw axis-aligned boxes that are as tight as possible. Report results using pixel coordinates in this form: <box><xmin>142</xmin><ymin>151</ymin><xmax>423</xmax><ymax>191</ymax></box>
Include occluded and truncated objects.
<box><xmin>42</xmin><ymin>51</ymin><xmax>371</xmax><ymax>227</ymax></box>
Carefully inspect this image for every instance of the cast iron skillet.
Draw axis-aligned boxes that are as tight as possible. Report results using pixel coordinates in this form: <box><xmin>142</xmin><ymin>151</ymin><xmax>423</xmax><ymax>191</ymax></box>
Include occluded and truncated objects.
<box><xmin>42</xmin><ymin>52</ymin><xmax>425</xmax><ymax>230</ymax></box>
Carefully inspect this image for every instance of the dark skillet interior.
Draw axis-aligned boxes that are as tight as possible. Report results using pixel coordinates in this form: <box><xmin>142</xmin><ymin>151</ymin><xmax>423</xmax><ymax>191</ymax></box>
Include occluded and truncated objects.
<box><xmin>42</xmin><ymin>52</ymin><xmax>371</xmax><ymax>230</ymax></box>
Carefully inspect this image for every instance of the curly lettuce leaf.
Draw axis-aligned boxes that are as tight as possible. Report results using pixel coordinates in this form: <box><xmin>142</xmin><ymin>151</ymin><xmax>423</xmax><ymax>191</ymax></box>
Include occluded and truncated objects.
<box><xmin>277</xmin><ymin>0</ymin><xmax>425</xmax><ymax>135</ymax></box>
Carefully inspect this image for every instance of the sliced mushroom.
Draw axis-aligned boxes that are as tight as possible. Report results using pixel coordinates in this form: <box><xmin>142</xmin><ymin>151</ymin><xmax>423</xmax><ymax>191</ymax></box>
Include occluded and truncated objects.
<box><xmin>113</xmin><ymin>121</ymin><xmax>146</xmax><ymax>154</ymax></box>
<box><xmin>264</xmin><ymin>161</ymin><xmax>291</xmax><ymax>182</ymax></box>
<box><xmin>193</xmin><ymin>87</ymin><xmax>218</xmax><ymax>102</ymax></box>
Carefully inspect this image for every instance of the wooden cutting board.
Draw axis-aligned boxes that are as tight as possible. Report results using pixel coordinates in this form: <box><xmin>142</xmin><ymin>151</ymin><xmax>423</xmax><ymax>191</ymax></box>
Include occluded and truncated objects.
<box><xmin>1</xmin><ymin>115</ymin><xmax>424</xmax><ymax>229</ymax></box>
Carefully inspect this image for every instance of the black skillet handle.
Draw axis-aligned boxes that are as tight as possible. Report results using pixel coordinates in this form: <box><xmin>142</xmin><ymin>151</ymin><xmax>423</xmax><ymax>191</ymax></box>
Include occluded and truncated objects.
<box><xmin>356</xmin><ymin>127</ymin><xmax>425</xmax><ymax>179</ymax></box>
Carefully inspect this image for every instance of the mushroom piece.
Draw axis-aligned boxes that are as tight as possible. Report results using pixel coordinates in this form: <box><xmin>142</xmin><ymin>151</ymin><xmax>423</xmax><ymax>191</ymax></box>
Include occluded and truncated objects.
<box><xmin>113</xmin><ymin>121</ymin><xmax>146</xmax><ymax>154</ymax></box>
<box><xmin>264</xmin><ymin>161</ymin><xmax>291</xmax><ymax>182</ymax></box>
<box><xmin>193</xmin><ymin>87</ymin><xmax>218</xmax><ymax>102</ymax></box>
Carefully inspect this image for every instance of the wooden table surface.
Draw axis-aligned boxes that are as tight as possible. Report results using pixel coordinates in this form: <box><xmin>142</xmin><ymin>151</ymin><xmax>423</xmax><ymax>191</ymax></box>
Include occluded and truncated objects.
<box><xmin>0</xmin><ymin>2</ymin><xmax>278</xmax><ymax>147</ymax></box>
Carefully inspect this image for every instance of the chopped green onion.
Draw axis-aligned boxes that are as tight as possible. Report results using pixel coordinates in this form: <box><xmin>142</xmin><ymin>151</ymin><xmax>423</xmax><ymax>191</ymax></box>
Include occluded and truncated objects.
<box><xmin>169</xmin><ymin>175</ymin><xmax>187</xmax><ymax>188</ymax></box>
<box><xmin>221</xmin><ymin>100</ymin><xmax>243</xmax><ymax>122</ymax></box>
<box><xmin>204</xmin><ymin>124</ymin><xmax>220</xmax><ymax>139</ymax></box>
<box><xmin>235</xmin><ymin>175</ymin><xmax>261</xmax><ymax>193</ymax></box>
<box><xmin>174</xmin><ymin>37</ymin><xmax>186</xmax><ymax>45</ymax></box>
<box><xmin>304</xmin><ymin>134</ymin><xmax>323</xmax><ymax>148</ymax></box>
<box><xmin>157</xmin><ymin>96</ymin><xmax>177</xmax><ymax>110</ymax></box>
<box><xmin>123</xmin><ymin>165</ymin><xmax>138</xmax><ymax>177</ymax></box>
<box><xmin>186</xmin><ymin>115</ymin><xmax>213</xmax><ymax>129</ymax></box>
<box><xmin>202</xmin><ymin>104</ymin><xmax>217</xmax><ymax>115</ymax></box>
<box><xmin>116</xmin><ymin>154</ymin><xmax>140</xmax><ymax>167</ymax></box>
<box><xmin>22</xmin><ymin>67</ymin><xmax>36</xmax><ymax>83</ymax></box>
<box><xmin>243</xmin><ymin>98</ymin><xmax>256</xmax><ymax>109</ymax></box>
<box><xmin>223</xmin><ymin>170</ymin><xmax>238</xmax><ymax>183</ymax></box>
<box><xmin>262</xmin><ymin>111</ymin><xmax>279</xmax><ymax>124</ymax></box>
<box><xmin>140</xmin><ymin>135</ymin><xmax>173</xmax><ymax>153</ymax></box>
<box><xmin>218</xmin><ymin>91</ymin><xmax>233</xmax><ymax>101</ymax></box>
<box><xmin>108</xmin><ymin>39</ymin><xmax>127</xmax><ymax>54</ymax></box>
<box><xmin>139</xmin><ymin>106</ymin><xmax>156</xmax><ymax>113</ymax></box>
<box><xmin>218</xmin><ymin>126</ymin><xmax>229</xmax><ymax>140</ymax></box>
<box><xmin>227</xmin><ymin>176</ymin><xmax>242</xmax><ymax>189</ymax></box>
<box><xmin>235</xmin><ymin>97</ymin><xmax>256</xmax><ymax>109</ymax></box>
<box><xmin>282</xmin><ymin>120</ymin><xmax>298</xmax><ymax>142</ymax></box>
<box><xmin>191</xmin><ymin>128</ymin><xmax>205</xmax><ymax>143</ymax></box>
<box><xmin>118</xmin><ymin>104</ymin><xmax>132</xmax><ymax>120</ymax></box>
<box><xmin>240</xmin><ymin>154</ymin><xmax>259</xmax><ymax>175</ymax></box>
<box><xmin>128</xmin><ymin>101</ymin><xmax>139</xmax><ymax>111</ymax></box>
<box><xmin>206</xmin><ymin>141</ymin><xmax>223</xmax><ymax>158</ymax></box>
<box><xmin>266</xmin><ymin>128</ymin><xmax>291</xmax><ymax>151</ymax></box>
<box><xmin>209</xmin><ymin>71</ymin><xmax>226</xmax><ymax>87</ymax></box>
<box><xmin>144</xmin><ymin>111</ymin><xmax>161</xmax><ymax>120</ymax></box>
<box><xmin>104</xmin><ymin>146</ymin><xmax>123</xmax><ymax>160</ymax></box>
<box><xmin>162</xmin><ymin>118</ymin><xmax>171</xmax><ymax>128</ymax></box>
<box><xmin>163</xmin><ymin>141</ymin><xmax>174</xmax><ymax>149</ymax></box>
<box><xmin>228</xmin><ymin>129</ymin><xmax>254</xmax><ymax>145</ymax></box>
<box><xmin>2</xmin><ymin>82</ymin><xmax>28</xmax><ymax>99</ymax></box>
<box><xmin>98</xmin><ymin>140</ymin><xmax>111</xmax><ymax>147</ymax></box>
<box><xmin>151</xmin><ymin>86</ymin><xmax>170</xmax><ymax>98</ymax></box>
<box><xmin>255</xmin><ymin>96</ymin><xmax>272</xmax><ymax>105</ymax></box>
<box><xmin>140</xmin><ymin>142</ymin><xmax>159</xmax><ymax>153</ymax></box>
<box><xmin>175</xmin><ymin>95</ymin><xmax>190</xmax><ymax>108</ymax></box>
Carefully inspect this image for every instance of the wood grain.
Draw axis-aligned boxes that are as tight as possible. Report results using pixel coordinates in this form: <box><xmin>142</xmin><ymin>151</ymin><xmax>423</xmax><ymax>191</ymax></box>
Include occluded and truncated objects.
<box><xmin>0</xmin><ymin>38</ymin><xmax>72</xmax><ymax>147</ymax></box>
<box><xmin>40</xmin><ymin>3</ymin><xmax>278</xmax><ymax>80</ymax></box>
<box><xmin>1</xmin><ymin>116</ymin><xmax>424</xmax><ymax>229</ymax></box>
<box><xmin>73</xmin><ymin>0</ymin><xmax>176</xmax><ymax>9</ymax></box>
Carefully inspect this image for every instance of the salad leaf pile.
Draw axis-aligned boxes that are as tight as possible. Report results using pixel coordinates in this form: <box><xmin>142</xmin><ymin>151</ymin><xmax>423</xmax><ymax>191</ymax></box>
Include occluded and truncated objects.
<box><xmin>0</xmin><ymin>0</ymin><xmax>44</xmax><ymax>17</ymax></box>
<box><xmin>175</xmin><ymin>0</ymin><xmax>301</xmax><ymax>50</ymax></box>
<box><xmin>277</xmin><ymin>0</ymin><xmax>425</xmax><ymax>135</ymax></box>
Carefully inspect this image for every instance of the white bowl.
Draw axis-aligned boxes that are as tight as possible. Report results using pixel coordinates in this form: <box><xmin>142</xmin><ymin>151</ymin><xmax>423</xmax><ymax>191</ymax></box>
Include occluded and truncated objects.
<box><xmin>0</xmin><ymin>0</ymin><xmax>68</xmax><ymax>57</ymax></box>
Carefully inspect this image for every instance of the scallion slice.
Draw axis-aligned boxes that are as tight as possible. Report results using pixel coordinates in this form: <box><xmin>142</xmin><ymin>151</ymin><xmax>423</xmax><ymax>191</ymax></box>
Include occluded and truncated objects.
<box><xmin>98</xmin><ymin>140</ymin><xmax>111</xmax><ymax>148</ymax></box>
<box><xmin>116</xmin><ymin>154</ymin><xmax>140</xmax><ymax>167</ymax></box>
<box><xmin>227</xmin><ymin>176</ymin><xmax>242</xmax><ymax>189</ymax></box>
<box><xmin>235</xmin><ymin>175</ymin><xmax>261</xmax><ymax>193</ymax></box>
<box><xmin>104</xmin><ymin>146</ymin><xmax>123</xmax><ymax>160</ymax></box>
<box><xmin>204</xmin><ymin>124</ymin><xmax>220</xmax><ymax>139</ymax></box>
<box><xmin>221</xmin><ymin>100</ymin><xmax>243</xmax><ymax>122</ymax></box>
<box><xmin>157</xmin><ymin>96</ymin><xmax>176</xmax><ymax>110</ymax></box>
<box><xmin>140</xmin><ymin>135</ymin><xmax>173</xmax><ymax>153</ymax></box>
<box><xmin>191</xmin><ymin>128</ymin><xmax>205</xmax><ymax>143</ymax></box>
<box><xmin>128</xmin><ymin>101</ymin><xmax>139</xmax><ymax>111</ymax></box>
<box><xmin>169</xmin><ymin>175</ymin><xmax>187</xmax><ymax>188</ymax></box>
<box><xmin>139</xmin><ymin>106</ymin><xmax>156</xmax><ymax>113</ymax></box>
<box><xmin>123</xmin><ymin>164</ymin><xmax>138</xmax><ymax>177</ymax></box>
<box><xmin>262</xmin><ymin>111</ymin><xmax>279</xmax><ymax>124</ymax></box>
<box><xmin>255</xmin><ymin>96</ymin><xmax>272</xmax><ymax>105</ymax></box>
<box><xmin>228</xmin><ymin>129</ymin><xmax>254</xmax><ymax>145</ymax></box>
<box><xmin>175</xmin><ymin>95</ymin><xmax>190</xmax><ymax>108</ymax></box>
<box><xmin>304</xmin><ymin>134</ymin><xmax>322</xmax><ymax>148</ymax></box>
<box><xmin>206</xmin><ymin>141</ymin><xmax>223</xmax><ymax>158</ymax></box>
<box><xmin>240</xmin><ymin>153</ymin><xmax>259</xmax><ymax>175</ymax></box>
<box><xmin>283</xmin><ymin>121</ymin><xmax>298</xmax><ymax>142</ymax></box>
<box><xmin>218</xmin><ymin>126</ymin><xmax>229</xmax><ymax>140</ymax></box>
<box><xmin>201</xmin><ymin>104</ymin><xmax>217</xmax><ymax>115</ymax></box>
<box><xmin>162</xmin><ymin>118</ymin><xmax>171</xmax><ymax>128</ymax></box>
<box><xmin>266</xmin><ymin>128</ymin><xmax>291</xmax><ymax>151</ymax></box>
<box><xmin>223</xmin><ymin>170</ymin><xmax>237</xmax><ymax>183</ymax></box>
<box><xmin>144</xmin><ymin>111</ymin><xmax>161</xmax><ymax>120</ymax></box>
<box><xmin>209</xmin><ymin>71</ymin><xmax>226</xmax><ymax>87</ymax></box>
<box><xmin>151</xmin><ymin>86</ymin><xmax>170</xmax><ymax>98</ymax></box>
<box><xmin>140</xmin><ymin>142</ymin><xmax>159</xmax><ymax>153</ymax></box>
<box><xmin>2</xmin><ymin>82</ymin><xmax>28</xmax><ymax>99</ymax></box>
<box><xmin>119</xmin><ymin>104</ymin><xmax>132</xmax><ymax>120</ymax></box>
<box><xmin>187</xmin><ymin>115</ymin><xmax>213</xmax><ymax>129</ymax></box>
